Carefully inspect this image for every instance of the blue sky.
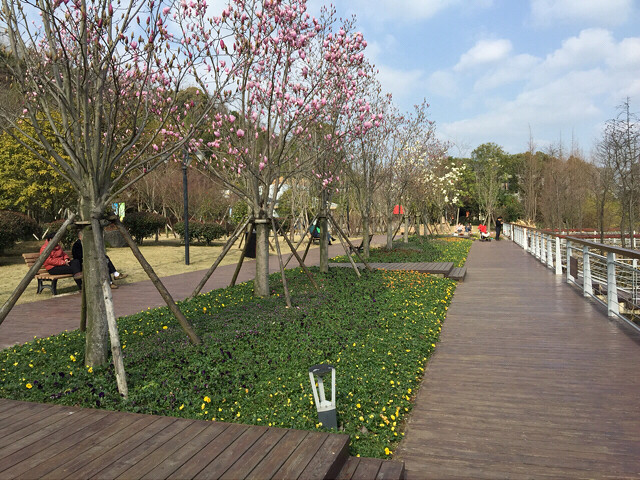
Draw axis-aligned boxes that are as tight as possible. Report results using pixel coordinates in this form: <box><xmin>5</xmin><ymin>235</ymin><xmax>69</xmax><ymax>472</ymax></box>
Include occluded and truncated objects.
<box><xmin>307</xmin><ymin>0</ymin><xmax>640</xmax><ymax>156</ymax></box>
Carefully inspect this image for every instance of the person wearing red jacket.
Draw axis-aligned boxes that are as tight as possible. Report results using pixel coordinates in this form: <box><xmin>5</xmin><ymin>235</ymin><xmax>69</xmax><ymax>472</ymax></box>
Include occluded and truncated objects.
<box><xmin>40</xmin><ymin>233</ymin><xmax>83</xmax><ymax>288</ymax></box>
<box><xmin>478</xmin><ymin>223</ymin><xmax>491</xmax><ymax>241</ymax></box>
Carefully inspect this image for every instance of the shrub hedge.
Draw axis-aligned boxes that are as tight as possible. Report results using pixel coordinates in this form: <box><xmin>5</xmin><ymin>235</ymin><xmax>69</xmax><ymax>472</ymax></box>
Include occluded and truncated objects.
<box><xmin>174</xmin><ymin>220</ymin><xmax>226</xmax><ymax>245</ymax></box>
<box><xmin>0</xmin><ymin>210</ymin><xmax>40</xmax><ymax>252</ymax></box>
<box><xmin>122</xmin><ymin>211</ymin><xmax>167</xmax><ymax>244</ymax></box>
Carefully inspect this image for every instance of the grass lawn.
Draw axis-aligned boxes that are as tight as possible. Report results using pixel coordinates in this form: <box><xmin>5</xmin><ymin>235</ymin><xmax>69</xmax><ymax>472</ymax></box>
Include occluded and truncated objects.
<box><xmin>0</xmin><ymin>237</ymin><xmax>471</xmax><ymax>459</ymax></box>
<box><xmin>0</xmin><ymin>233</ymin><xmax>313</xmax><ymax>306</ymax></box>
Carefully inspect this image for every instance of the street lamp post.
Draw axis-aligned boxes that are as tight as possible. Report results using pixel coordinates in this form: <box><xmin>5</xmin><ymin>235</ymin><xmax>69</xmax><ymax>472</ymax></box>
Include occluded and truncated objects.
<box><xmin>183</xmin><ymin>150</ymin><xmax>191</xmax><ymax>265</ymax></box>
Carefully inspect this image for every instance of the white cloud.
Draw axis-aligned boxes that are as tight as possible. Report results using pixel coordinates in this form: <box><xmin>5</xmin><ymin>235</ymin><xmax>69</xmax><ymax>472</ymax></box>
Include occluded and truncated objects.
<box><xmin>473</xmin><ymin>54</ymin><xmax>540</xmax><ymax>91</ymax></box>
<box><xmin>530</xmin><ymin>0</ymin><xmax>634</xmax><ymax>26</ymax></box>
<box><xmin>454</xmin><ymin>39</ymin><xmax>513</xmax><ymax>71</ymax></box>
<box><xmin>541</xmin><ymin>28</ymin><xmax>615</xmax><ymax>73</ymax></box>
<box><xmin>376</xmin><ymin>64</ymin><xmax>425</xmax><ymax>104</ymax></box>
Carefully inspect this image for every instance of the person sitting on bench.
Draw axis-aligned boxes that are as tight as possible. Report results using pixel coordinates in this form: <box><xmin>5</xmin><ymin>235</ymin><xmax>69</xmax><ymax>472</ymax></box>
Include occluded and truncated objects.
<box><xmin>478</xmin><ymin>223</ymin><xmax>491</xmax><ymax>241</ymax></box>
<box><xmin>72</xmin><ymin>231</ymin><xmax>127</xmax><ymax>289</ymax></box>
<box><xmin>40</xmin><ymin>233</ymin><xmax>83</xmax><ymax>289</ymax></box>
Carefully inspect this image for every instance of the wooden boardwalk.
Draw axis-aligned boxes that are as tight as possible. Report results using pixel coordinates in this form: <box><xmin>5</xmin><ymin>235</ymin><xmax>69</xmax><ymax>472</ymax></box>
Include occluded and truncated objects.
<box><xmin>397</xmin><ymin>239</ymin><xmax>640</xmax><ymax>479</ymax></box>
<box><xmin>0</xmin><ymin>398</ymin><xmax>404</xmax><ymax>479</ymax></box>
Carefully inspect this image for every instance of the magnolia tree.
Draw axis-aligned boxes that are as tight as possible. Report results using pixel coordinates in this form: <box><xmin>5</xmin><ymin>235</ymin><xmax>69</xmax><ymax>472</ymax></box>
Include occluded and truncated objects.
<box><xmin>345</xmin><ymin>81</ymin><xmax>388</xmax><ymax>257</ymax></box>
<box><xmin>0</xmin><ymin>0</ymin><xmax>239</xmax><ymax>385</ymax></box>
<box><xmin>379</xmin><ymin>101</ymin><xmax>436</xmax><ymax>248</ymax></box>
<box><xmin>409</xmin><ymin>147</ymin><xmax>458</xmax><ymax>233</ymax></box>
<box><xmin>191</xmin><ymin>0</ymin><xmax>372</xmax><ymax>295</ymax></box>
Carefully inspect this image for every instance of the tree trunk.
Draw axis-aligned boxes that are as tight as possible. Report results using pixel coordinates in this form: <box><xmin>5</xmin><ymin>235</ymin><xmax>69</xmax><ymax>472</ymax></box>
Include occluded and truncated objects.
<box><xmin>386</xmin><ymin>211</ymin><xmax>393</xmax><ymax>249</ymax></box>
<box><xmin>403</xmin><ymin>213</ymin><xmax>408</xmax><ymax>243</ymax></box>
<box><xmin>319</xmin><ymin>190</ymin><xmax>329</xmax><ymax>273</ymax></box>
<box><xmin>363</xmin><ymin>212</ymin><xmax>371</xmax><ymax>258</ymax></box>
<box><xmin>82</xmin><ymin>210</ymin><xmax>110</xmax><ymax>367</ymax></box>
<box><xmin>254</xmin><ymin>219</ymin><xmax>270</xmax><ymax>297</ymax></box>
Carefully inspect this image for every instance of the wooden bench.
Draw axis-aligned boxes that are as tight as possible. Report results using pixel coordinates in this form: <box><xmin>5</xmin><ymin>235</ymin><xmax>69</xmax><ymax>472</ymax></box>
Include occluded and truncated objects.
<box><xmin>22</xmin><ymin>253</ymin><xmax>73</xmax><ymax>295</ymax></box>
<box><xmin>447</xmin><ymin>266</ymin><xmax>467</xmax><ymax>281</ymax></box>
<box><xmin>350</xmin><ymin>234</ymin><xmax>374</xmax><ymax>254</ymax></box>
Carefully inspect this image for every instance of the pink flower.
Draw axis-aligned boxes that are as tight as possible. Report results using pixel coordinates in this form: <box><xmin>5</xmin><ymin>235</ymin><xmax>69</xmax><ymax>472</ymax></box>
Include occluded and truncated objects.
<box><xmin>236</xmin><ymin>129</ymin><xmax>245</xmax><ymax>138</ymax></box>
<box><xmin>162</xmin><ymin>6</ymin><xmax>170</xmax><ymax>14</ymax></box>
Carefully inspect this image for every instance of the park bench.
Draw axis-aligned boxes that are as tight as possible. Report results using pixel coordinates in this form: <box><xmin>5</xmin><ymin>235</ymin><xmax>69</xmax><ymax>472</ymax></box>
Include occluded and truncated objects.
<box><xmin>22</xmin><ymin>252</ymin><xmax>73</xmax><ymax>295</ymax></box>
<box><xmin>349</xmin><ymin>234</ymin><xmax>374</xmax><ymax>254</ymax></box>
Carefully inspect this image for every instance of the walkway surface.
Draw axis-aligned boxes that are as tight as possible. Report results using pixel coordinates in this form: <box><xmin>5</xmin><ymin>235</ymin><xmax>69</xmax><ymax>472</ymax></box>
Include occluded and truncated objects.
<box><xmin>0</xmin><ymin>236</ymin><xmax>385</xmax><ymax>350</ymax></box>
<box><xmin>397</xmin><ymin>239</ymin><xmax>640</xmax><ymax>479</ymax></box>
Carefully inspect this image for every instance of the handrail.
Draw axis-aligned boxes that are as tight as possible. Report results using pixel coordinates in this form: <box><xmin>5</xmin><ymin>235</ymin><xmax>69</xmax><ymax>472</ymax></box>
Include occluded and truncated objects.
<box><xmin>509</xmin><ymin>223</ymin><xmax>640</xmax><ymax>259</ymax></box>
<box><xmin>504</xmin><ymin>222</ymin><xmax>639</xmax><ymax>333</ymax></box>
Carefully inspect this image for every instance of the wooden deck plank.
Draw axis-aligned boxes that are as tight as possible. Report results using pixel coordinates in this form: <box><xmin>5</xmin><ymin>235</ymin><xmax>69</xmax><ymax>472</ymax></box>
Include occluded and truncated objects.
<box><xmin>376</xmin><ymin>460</ymin><xmax>405</xmax><ymax>480</ymax></box>
<box><xmin>0</xmin><ymin>410</ymin><xmax>112</xmax><ymax>479</ymax></box>
<box><xmin>220</xmin><ymin>427</ymin><xmax>287</xmax><ymax>480</ymax></box>
<box><xmin>17</xmin><ymin>412</ymin><xmax>139</xmax><ymax>480</ymax></box>
<box><xmin>194</xmin><ymin>425</ymin><xmax>269</xmax><ymax>479</ymax></box>
<box><xmin>298</xmin><ymin>433</ymin><xmax>350</xmax><ymax>480</ymax></box>
<box><xmin>245</xmin><ymin>429</ymin><xmax>309</xmax><ymax>480</ymax></box>
<box><xmin>64</xmin><ymin>415</ymin><xmax>177</xmax><ymax>479</ymax></box>
<box><xmin>115</xmin><ymin>420</ymin><xmax>210</xmax><ymax>480</ymax></box>
<box><xmin>337</xmin><ymin>457</ymin><xmax>360</xmax><ymax>479</ymax></box>
<box><xmin>0</xmin><ymin>403</ymin><xmax>66</xmax><ymax>441</ymax></box>
<box><xmin>141</xmin><ymin>422</ymin><xmax>230</xmax><ymax>480</ymax></box>
<box><xmin>168</xmin><ymin>423</ymin><xmax>248</xmax><ymax>479</ymax></box>
<box><xmin>272</xmin><ymin>431</ymin><xmax>329</xmax><ymax>479</ymax></box>
<box><xmin>396</xmin><ymin>240</ymin><xmax>640</xmax><ymax>479</ymax></box>
<box><xmin>42</xmin><ymin>414</ymin><xmax>160</xmax><ymax>479</ymax></box>
<box><xmin>352</xmin><ymin>458</ymin><xmax>383</xmax><ymax>479</ymax></box>
<box><xmin>0</xmin><ymin>407</ymin><xmax>88</xmax><ymax>459</ymax></box>
<box><xmin>90</xmin><ymin>418</ymin><xmax>196</xmax><ymax>479</ymax></box>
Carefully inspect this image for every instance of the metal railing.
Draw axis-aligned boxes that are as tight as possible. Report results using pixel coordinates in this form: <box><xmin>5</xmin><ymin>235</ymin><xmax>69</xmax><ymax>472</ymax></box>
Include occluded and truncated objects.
<box><xmin>504</xmin><ymin>223</ymin><xmax>640</xmax><ymax>333</ymax></box>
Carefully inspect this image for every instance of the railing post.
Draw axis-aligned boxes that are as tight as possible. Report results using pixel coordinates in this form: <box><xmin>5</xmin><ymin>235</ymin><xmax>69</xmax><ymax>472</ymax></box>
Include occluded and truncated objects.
<box><xmin>582</xmin><ymin>245</ymin><xmax>593</xmax><ymax>297</ymax></box>
<box><xmin>566</xmin><ymin>240</ymin><xmax>573</xmax><ymax>283</ymax></box>
<box><xmin>541</xmin><ymin>235</ymin><xmax>547</xmax><ymax>264</ymax></box>
<box><xmin>607</xmin><ymin>252</ymin><xmax>619</xmax><ymax>317</ymax></box>
<box><xmin>555</xmin><ymin>237</ymin><xmax>562</xmax><ymax>275</ymax></box>
<box><xmin>547</xmin><ymin>236</ymin><xmax>554</xmax><ymax>268</ymax></box>
<box><xmin>523</xmin><ymin>228</ymin><xmax>528</xmax><ymax>251</ymax></box>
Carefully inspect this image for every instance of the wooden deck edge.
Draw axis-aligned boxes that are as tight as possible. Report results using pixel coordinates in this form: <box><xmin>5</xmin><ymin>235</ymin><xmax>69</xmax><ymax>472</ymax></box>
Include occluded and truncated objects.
<box><xmin>336</xmin><ymin>456</ymin><xmax>405</xmax><ymax>480</ymax></box>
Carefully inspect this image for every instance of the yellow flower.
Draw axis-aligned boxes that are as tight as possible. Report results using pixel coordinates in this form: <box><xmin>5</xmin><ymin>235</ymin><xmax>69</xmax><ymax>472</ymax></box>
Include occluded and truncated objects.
<box><xmin>26</xmin><ymin>383</ymin><xmax>32</xmax><ymax>389</ymax></box>
<box><xmin>203</xmin><ymin>307</ymin><xmax>207</xmax><ymax>312</ymax></box>
<box><xmin>204</xmin><ymin>396</ymin><xmax>211</xmax><ymax>403</ymax></box>
<box><xmin>69</xmin><ymin>355</ymin><xmax>76</xmax><ymax>362</ymax></box>
<box><xmin>201</xmin><ymin>403</ymin><xmax>206</xmax><ymax>410</ymax></box>
<box><xmin>87</xmin><ymin>366</ymin><xmax>93</xmax><ymax>373</ymax></box>
<box><xmin>356</xmin><ymin>403</ymin><xmax>361</xmax><ymax>408</ymax></box>
<box><xmin>236</xmin><ymin>412</ymin><xmax>241</xmax><ymax>417</ymax></box>
<box><xmin>385</xmin><ymin>447</ymin><xmax>392</xmax><ymax>455</ymax></box>
<box><xmin>359</xmin><ymin>416</ymin><xmax>364</xmax><ymax>421</ymax></box>
<box><xmin>162</xmin><ymin>326</ymin><xmax>168</xmax><ymax>330</ymax></box>
<box><xmin>179</xmin><ymin>404</ymin><xmax>184</xmax><ymax>410</ymax></box>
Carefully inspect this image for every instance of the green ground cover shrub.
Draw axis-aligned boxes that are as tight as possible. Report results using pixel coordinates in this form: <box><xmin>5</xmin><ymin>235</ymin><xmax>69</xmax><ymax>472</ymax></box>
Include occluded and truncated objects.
<box><xmin>0</xmin><ymin>238</ymin><xmax>470</xmax><ymax>459</ymax></box>
<box><xmin>332</xmin><ymin>235</ymin><xmax>471</xmax><ymax>267</ymax></box>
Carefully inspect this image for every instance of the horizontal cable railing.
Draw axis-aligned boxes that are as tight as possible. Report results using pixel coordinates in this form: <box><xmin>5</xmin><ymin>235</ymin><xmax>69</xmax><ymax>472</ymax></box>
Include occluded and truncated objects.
<box><xmin>504</xmin><ymin>223</ymin><xmax>640</xmax><ymax>333</ymax></box>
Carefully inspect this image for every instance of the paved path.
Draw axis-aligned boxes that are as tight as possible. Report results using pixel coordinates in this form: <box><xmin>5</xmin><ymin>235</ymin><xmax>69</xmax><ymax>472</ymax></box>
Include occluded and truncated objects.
<box><xmin>397</xmin><ymin>239</ymin><xmax>640</xmax><ymax>479</ymax></box>
<box><xmin>0</xmin><ymin>236</ymin><xmax>385</xmax><ymax>350</ymax></box>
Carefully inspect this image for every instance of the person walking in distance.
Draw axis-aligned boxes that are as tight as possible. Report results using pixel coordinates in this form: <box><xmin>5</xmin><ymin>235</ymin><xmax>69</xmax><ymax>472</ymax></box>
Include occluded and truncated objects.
<box><xmin>495</xmin><ymin>216</ymin><xmax>503</xmax><ymax>240</ymax></box>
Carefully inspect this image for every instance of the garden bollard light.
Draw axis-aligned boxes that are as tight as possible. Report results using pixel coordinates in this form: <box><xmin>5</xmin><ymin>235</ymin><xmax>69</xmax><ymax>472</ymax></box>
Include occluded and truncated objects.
<box><xmin>308</xmin><ymin>364</ymin><xmax>337</xmax><ymax>429</ymax></box>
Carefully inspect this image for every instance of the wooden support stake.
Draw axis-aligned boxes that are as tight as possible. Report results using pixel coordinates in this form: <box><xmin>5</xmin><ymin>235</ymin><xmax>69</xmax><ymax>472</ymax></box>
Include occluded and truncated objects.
<box><xmin>0</xmin><ymin>213</ymin><xmax>76</xmax><ymax>326</ymax></box>
<box><xmin>328</xmin><ymin>214</ymin><xmax>374</xmax><ymax>272</ymax></box>
<box><xmin>114</xmin><ymin>219</ymin><xmax>202</xmax><ymax>345</ymax></box>
<box><xmin>333</xmin><ymin>217</ymin><xmax>361</xmax><ymax>278</ymax></box>
<box><xmin>271</xmin><ymin>218</ymin><xmax>292</xmax><ymax>307</ymax></box>
<box><xmin>231</xmin><ymin>223</ymin><xmax>252</xmax><ymax>287</ymax></box>
<box><xmin>275</xmin><ymin>218</ymin><xmax>319</xmax><ymax>289</ymax></box>
<box><xmin>92</xmin><ymin>218</ymin><xmax>129</xmax><ymax>399</ymax></box>
<box><xmin>191</xmin><ymin>217</ymin><xmax>251</xmax><ymax>297</ymax></box>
